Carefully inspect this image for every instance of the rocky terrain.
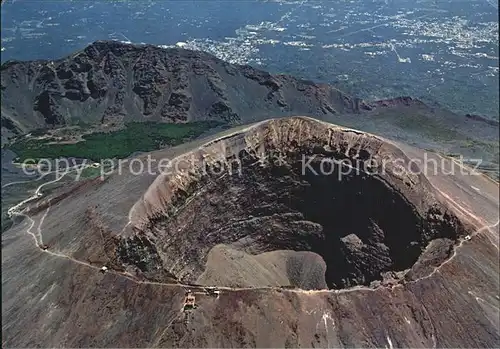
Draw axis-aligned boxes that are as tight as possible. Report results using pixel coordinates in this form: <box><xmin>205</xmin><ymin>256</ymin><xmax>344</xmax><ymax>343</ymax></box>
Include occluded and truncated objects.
<box><xmin>1</xmin><ymin>41</ymin><xmax>499</xmax><ymax>348</ymax></box>
<box><xmin>2</xmin><ymin>117</ymin><xmax>498</xmax><ymax>347</ymax></box>
<box><xmin>1</xmin><ymin>40</ymin><xmax>364</xmax><ymax>142</ymax></box>
<box><xmin>2</xmin><ymin>41</ymin><xmax>498</xmax><ymax>178</ymax></box>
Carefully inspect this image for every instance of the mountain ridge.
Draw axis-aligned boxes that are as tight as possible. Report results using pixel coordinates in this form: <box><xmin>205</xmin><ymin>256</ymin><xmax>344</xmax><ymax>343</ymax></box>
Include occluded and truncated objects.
<box><xmin>1</xmin><ymin>40</ymin><xmax>366</xmax><ymax>139</ymax></box>
<box><xmin>4</xmin><ymin>40</ymin><xmax>497</xmax><ymax>143</ymax></box>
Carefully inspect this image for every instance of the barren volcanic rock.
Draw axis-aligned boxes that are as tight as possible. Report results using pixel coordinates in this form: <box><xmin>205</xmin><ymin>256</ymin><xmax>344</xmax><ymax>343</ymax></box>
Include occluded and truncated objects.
<box><xmin>2</xmin><ymin>42</ymin><xmax>498</xmax><ymax>181</ymax></box>
<box><xmin>0</xmin><ymin>40</ymin><xmax>362</xmax><ymax>139</ymax></box>
<box><xmin>2</xmin><ymin>117</ymin><xmax>499</xmax><ymax>347</ymax></box>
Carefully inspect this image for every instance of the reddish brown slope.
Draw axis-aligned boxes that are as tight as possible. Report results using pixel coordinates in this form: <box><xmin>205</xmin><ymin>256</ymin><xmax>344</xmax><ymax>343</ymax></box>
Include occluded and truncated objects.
<box><xmin>2</xmin><ymin>117</ymin><xmax>498</xmax><ymax>347</ymax></box>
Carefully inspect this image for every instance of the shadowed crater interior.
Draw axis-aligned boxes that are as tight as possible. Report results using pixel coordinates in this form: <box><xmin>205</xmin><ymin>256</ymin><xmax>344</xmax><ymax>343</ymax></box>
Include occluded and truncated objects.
<box><xmin>120</xmin><ymin>128</ymin><xmax>469</xmax><ymax>290</ymax></box>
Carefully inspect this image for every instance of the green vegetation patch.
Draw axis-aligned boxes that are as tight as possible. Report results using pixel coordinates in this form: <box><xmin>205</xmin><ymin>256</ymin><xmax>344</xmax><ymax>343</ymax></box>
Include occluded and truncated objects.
<box><xmin>392</xmin><ymin>114</ymin><xmax>461</xmax><ymax>142</ymax></box>
<box><xmin>9</xmin><ymin>121</ymin><xmax>225</xmax><ymax>162</ymax></box>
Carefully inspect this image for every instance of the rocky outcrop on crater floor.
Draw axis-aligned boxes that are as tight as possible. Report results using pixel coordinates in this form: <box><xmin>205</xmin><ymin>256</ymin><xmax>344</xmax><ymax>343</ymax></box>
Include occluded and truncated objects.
<box><xmin>0</xmin><ymin>40</ymin><xmax>363</xmax><ymax>138</ymax></box>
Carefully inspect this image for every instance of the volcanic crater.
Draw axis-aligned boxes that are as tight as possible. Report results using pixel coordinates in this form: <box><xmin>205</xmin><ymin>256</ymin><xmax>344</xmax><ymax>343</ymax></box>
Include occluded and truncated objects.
<box><xmin>121</xmin><ymin>117</ymin><xmax>470</xmax><ymax>290</ymax></box>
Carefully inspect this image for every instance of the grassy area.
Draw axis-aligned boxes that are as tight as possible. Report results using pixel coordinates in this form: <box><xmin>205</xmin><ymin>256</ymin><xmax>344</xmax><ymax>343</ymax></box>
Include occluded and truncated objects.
<box><xmin>78</xmin><ymin>166</ymin><xmax>102</xmax><ymax>179</ymax></box>
<box><xmin>9</xmin><ymin>121</ymin><xmax>225</xmax><ymax>162</ymax></box>
<box><xmin>392</xmin><ymin>114</ymin><xmax>461</xmax><ymax>142</ymax></box>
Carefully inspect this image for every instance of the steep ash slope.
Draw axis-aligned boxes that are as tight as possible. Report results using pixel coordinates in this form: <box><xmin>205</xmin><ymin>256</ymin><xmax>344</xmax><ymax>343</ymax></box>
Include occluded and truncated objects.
<box><xmin>0</xmin><ymin>40</ymin><xmax>362</xmax><ymax>138</ymax></box>
<box><xmin>2</xmin><ymin>117</ymin><xmax>498</xmax><ymax>348</ymax></box>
